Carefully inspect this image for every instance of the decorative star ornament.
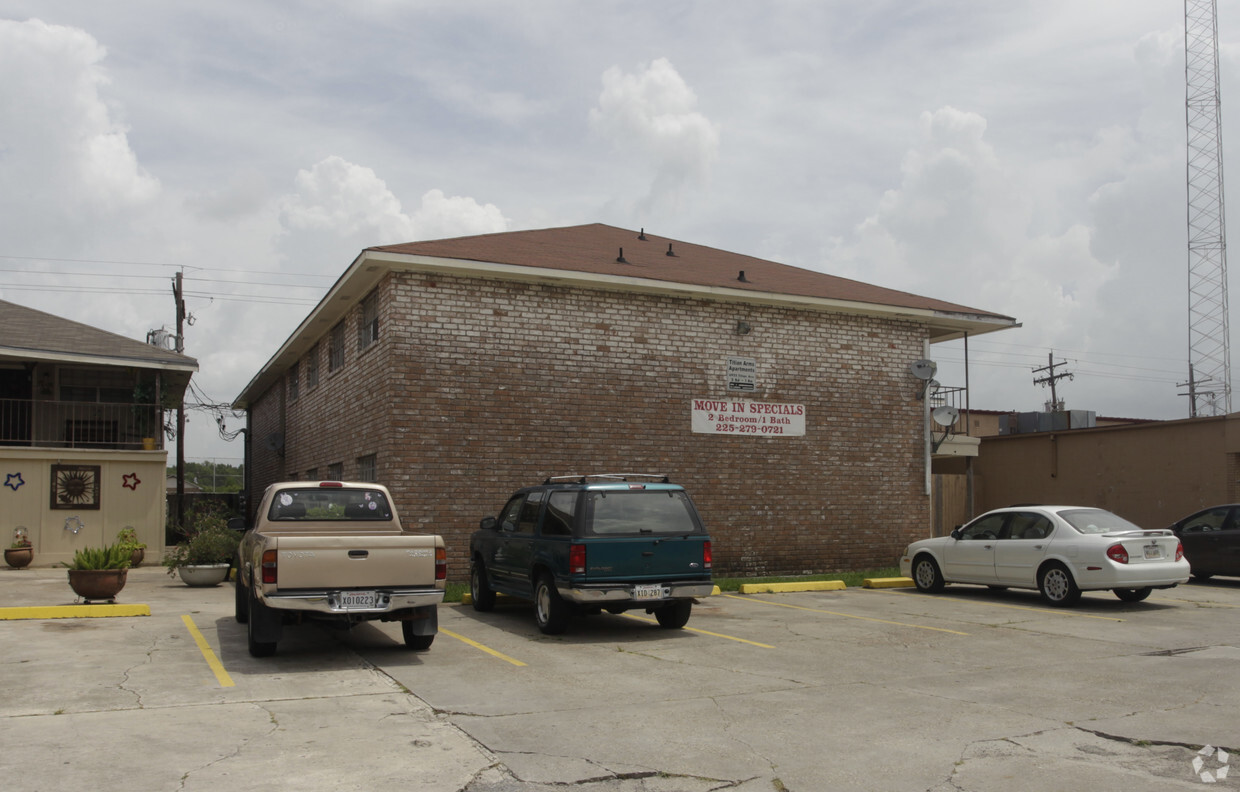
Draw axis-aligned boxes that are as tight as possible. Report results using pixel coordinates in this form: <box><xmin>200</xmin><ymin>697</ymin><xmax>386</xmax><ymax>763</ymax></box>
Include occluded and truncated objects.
<box><xmin>122</xmin><ymin>473</ymin><xmax>141</xmax><ymax>491</ymax></box>
<box><xmin>4</xmin><ymin>472</ymin><xmax>23</xmax><ymax>491</ymax></box>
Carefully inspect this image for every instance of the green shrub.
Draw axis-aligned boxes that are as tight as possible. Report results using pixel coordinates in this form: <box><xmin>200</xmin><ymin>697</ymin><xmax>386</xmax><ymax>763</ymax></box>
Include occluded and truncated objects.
<box><xmin>67</xmin><ymin>544</ymin><xmax>132</xmax><ymax>570</ymax></box>
<box><xmin>163</xmin><ymin>500</ymin><xmax>241</xmax><ymax>574</ymax></box>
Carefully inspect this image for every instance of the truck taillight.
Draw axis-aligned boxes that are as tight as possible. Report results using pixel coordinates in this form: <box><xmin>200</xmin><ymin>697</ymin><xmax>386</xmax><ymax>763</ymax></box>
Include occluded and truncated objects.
<box><xmin>1106</xmin><ymin>544</ymin><xmax>1129</xmax><ymax>564</ymax></box>
<box><xmin>261</xmin><ymin>549</ymin><xmax>278</xmax><ymax>583</ymax></box>
<box><xmin>570</xmin><ymin>544</ymin><xmax>586</xmax><ymax>575</ymax></box>
<box><xmin>435</xmin><ymin>547</ymin><xmax>447</xmax><ymax>580</ymax></box>
<box><xmin>703</xmin><ymin>540</ymin><xmax>712</xmax><ymax>570</ymax></box>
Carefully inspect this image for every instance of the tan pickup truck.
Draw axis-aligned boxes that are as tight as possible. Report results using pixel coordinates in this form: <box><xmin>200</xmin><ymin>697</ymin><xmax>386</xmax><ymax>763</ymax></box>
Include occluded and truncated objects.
<box><xmin>234</xmin><ymin>481</ymin><xmax>446</xmax><ymax>657</ymax></box>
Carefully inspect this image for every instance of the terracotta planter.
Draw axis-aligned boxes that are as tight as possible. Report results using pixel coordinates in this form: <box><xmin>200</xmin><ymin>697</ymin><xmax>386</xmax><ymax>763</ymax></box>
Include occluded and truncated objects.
<box><xmin>177</xmin><ymin>564</ymin><xmax>230</xmax><ymax>587</ymax></box>
<box><xmin>67</xmin><ymin>569</ymin><xmax>128</xmax><ymax>602</ymax></box>
<box><xmin>5</xmin><ymin>547</ymin><xmax>33</xmax><ymax>569</ymax></box>
<box><xmin>129</xmin><ymin>547</ymin><xmax>145</xmax><ymax>568</ymax></box>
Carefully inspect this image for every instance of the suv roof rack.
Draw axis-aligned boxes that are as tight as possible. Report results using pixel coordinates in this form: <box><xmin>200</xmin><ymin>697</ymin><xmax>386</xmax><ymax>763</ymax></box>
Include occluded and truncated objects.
<box><xmin>543</xmin><ymin>473</ymin><xmax>671</xmax><ymax>484</ymax></box>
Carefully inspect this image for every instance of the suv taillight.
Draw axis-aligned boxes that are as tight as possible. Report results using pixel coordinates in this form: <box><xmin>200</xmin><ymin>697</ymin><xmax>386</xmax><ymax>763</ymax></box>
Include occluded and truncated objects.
<box><xmin>569</xmin><ymin>544</ymin><xmax>586</xmax><ymax>575</ymax></box>
<box><xmin>435</xmin><ymin>547</ymin><xmax>447</xmax><ymax>580</ymax></box>
<box><xmin>261</xmin><ymin>549</ymin><xmax>278</xmax><ymax>583</ymax></box>
<box><xmin>703</xmin><ymin>540</ymin><xmax>712</xmax><ymax>570</ymax></box>
<box><xmin>1106</xmin><ymin>544</ymin><xmax>1129</xmax><ymax>564</ymax></box>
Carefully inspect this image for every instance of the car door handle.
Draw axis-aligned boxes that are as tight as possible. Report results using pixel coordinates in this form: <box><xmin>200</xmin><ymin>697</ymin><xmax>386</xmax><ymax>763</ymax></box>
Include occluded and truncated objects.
<box><xmin>641</xmin><ymin>551</ymin><xmax>654</xmax><ymax>557</ymax></box>
<box><xmin>348</xmin><ymin>550</ymin><xmax>368</xmax><ymax>558</ymax></box>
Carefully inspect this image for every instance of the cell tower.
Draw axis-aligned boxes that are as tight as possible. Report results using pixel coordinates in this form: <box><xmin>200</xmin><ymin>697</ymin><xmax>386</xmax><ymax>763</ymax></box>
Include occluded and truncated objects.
<box><xmin>1184</xmin><ymin>0</ymin><xmax>1232</xmax><ymax>416</ymax></box>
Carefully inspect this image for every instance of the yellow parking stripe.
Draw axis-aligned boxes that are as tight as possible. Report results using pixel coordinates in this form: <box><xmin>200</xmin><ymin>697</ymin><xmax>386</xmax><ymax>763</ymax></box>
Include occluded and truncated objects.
<box><xmin>440</xmin><ymin>628</ymin><xmax>527</xmax><ymax>666</ymax></box>
<box><xmin>723</xmin><ymin>593</ymin><xmax>969</xmax><ymax>635</ymax></box>
<box><xmin>621</xmin><ymin>612</ymin><xmax>775</xmax><ymax>648</ymax></box>
<box><xmin>864</xmin><ymin>588</ymin><xmax>1124</xmax><ymax>621</ymax></box>
<box><xmin>181</xmin><ymin>615</ymin><xmax>235</xmax><ymax>688</ymax></box>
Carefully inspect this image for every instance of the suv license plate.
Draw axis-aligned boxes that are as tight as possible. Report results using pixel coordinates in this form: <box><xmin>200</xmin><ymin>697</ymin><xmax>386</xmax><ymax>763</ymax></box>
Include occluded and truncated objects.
<box><xmin>633</xmin><ymin>584</ymin><xmax>665</xmax><ymax>601</ymax></box>
<box><xmin>340</xmin><ymin>590</ymin><xmax>376</xmax><ymax>609</ymax></box>
<box><xmin>1143</xmin><ymin>545</ymin><xmax>1163</xmax><ymax>560</ymax></box>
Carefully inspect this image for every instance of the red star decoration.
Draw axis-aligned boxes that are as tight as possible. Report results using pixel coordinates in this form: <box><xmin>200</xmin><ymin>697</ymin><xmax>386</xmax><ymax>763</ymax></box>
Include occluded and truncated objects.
<box><xmin>122</xmin><ymin>473</ymin><xmax>141</xmax><ymax>491</ymax></box>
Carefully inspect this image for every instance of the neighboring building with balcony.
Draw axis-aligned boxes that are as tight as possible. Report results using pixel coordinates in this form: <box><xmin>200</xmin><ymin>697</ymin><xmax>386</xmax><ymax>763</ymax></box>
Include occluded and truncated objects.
<box><xmin>0</xmin><ymin>300</ymin><xmax>198</xmax><ymax>566</ymax></box>
<box><xmin>236</xmin><ymin>224</ymin><xmax>1018</xmax><ymax>577</ymax></box>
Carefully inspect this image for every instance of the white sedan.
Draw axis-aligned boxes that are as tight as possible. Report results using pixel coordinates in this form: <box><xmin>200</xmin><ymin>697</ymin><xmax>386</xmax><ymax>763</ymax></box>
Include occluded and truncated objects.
<box><xmin>899</xmin><ymin>505</ymin><xmax>1190</xmax><ymax>606</ymax></box>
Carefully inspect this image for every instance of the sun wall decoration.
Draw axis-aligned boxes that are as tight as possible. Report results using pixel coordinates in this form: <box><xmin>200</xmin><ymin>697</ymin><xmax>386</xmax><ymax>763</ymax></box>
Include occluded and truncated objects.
<box><xmin>51</xmin><ymin>464</ymin><xmax>101</xmax><ymax>510</ymax></box>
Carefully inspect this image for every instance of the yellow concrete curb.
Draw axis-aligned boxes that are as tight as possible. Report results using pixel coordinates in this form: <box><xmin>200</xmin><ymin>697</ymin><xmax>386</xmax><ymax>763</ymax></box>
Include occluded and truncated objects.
<box><xmin>738</xmin><ymin>580</ymin><xmax>847</xmax><ymax>594</ymax></box>
<box><xmin>863</xmin><ymin>577</ymin><xmax>915</xmax><ymax>588</ymax></box>
<box><xmin>0</xmin><ymin>604</ymin><xmax>151</xmax><ymax>620</ymax></box>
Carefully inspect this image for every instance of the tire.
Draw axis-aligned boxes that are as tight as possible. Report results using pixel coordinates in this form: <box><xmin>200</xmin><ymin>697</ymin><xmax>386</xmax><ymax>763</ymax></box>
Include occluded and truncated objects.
<box><xmin>1038</xmin><ymin>563</ymin><xmax>1082</xmax><ymax>607</ymax></box>
<box><xmin>470</xmin><ymin>559</ymin><xmax>496</xmax><ymax>612</ymax></box>
<box><xmin>234</xmin><ymin>568</ymin><xmax>248</xmax><ymax>624</ymax></box>
<box><xmin>1114</xmin><ymin>587</ymin><xmax>1152</xmax><ymax>603</ymax></box>
<box><xmin>402</xmin><ymin>620</ymin><xmax>435</xmax><ymax>650</ymax></box>
<box><xmin>247</xmin><ymin>588</ymin><xmax>278</xmax><ymax>657</ymax></box>
<box><xmin>533</xmin><ymin>573</ymin><xmax>569</xmax><ymax>635</ymax></box>
<box><xmin>1193</xmin><ymin>572</ymin><xmax>1215</xmax><ymax>581</ymax></box>
<box><xmin>655</xmin><ymin>600</ymin><xmax>692</xmax><ymax>629</ymax></box>
<box><xmin>912</xmin><ymin>555</ymin><xmax>945</xmax><ymax>593</ymax></box>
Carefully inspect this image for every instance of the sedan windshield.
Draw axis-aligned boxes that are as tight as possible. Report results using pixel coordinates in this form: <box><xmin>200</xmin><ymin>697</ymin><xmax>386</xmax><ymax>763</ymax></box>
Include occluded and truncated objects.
<box><xmin>1059</xmin><ymin>508</ymin><xmax>1142</xmax><ymax>535</ymax></box>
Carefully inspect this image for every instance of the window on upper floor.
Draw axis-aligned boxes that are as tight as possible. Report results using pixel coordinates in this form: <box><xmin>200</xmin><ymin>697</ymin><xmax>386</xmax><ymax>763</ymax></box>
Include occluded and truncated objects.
<box><xmin>357</xmin><ymin>454</ymin><xmax>376</xmax><ymax>482</ymax></box>
<box><xmin>359</xmin><ymin>291</ymin><xmax>379</xmax><ymax>350</ymax></box>
<box><xmin>329</xmin><ymin>322</ymin><xmax>345</xmax><ymax>372</ymax></box>
<box><xmin>306</xmin><ymin>343</ymin><xmax>319</xmax><ymax>389</ymax></box>
<box><xmin>288</xmin><ymin>361</ymin><xmax>300</xmax><ymax>401</ymax></box>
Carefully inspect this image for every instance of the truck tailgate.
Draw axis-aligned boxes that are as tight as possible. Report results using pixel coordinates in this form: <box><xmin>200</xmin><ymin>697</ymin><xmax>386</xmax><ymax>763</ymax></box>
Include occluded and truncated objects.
<box><xmin>273</xmin><ymin>534</ymin><xmax>439</xmax><ymax>589</ymax></box>
<box><xmin>585</xmin><ymin>535</ymin><xmax>710</xmax><ymax>583</ymax></box>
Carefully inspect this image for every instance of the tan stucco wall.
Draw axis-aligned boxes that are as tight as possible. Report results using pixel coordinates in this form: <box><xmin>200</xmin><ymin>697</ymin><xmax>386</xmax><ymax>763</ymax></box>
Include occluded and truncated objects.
<box><xmin>974</xmin><ymin>414</ymin><xmax>1235</xmax><ymax>529</ymax></box>
<box><xmin>1</xmin><ymin>448</ymin><xmax>168</xmax><ymax>568</ymax></box>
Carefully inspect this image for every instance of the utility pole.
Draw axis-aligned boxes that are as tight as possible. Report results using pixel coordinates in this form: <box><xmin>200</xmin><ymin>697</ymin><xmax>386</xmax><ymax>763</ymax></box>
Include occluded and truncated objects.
<box><xmin>1032</xmin><ymin>351</ymin><xmax>1074</xmax><ymax>412</ymax></box>
<box><xmin>174</xmin><ymin>271</ymin><xmax>186</xmax><ymax>530</ymax></box>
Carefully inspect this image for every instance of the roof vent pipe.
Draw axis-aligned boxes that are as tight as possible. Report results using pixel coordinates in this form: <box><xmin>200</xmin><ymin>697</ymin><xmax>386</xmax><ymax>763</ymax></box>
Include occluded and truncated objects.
<box><xmin>638</xmin><ymin>228</ymin><xmax>647</xmax><ymax>240</ymax></box>
<box><xmin>737</xmin><ymin>270</ymin><xmax>749</xmax><ymax>282</ymax></box>
<box><xmin>616</xmin><ymin>247</ymin><xmax>627</xmax><ymax>263</ymax></box>
<box><xmin>666</xmin><ymin>243</ymin><xmax>676</xmax><ymax>257</ymax></box>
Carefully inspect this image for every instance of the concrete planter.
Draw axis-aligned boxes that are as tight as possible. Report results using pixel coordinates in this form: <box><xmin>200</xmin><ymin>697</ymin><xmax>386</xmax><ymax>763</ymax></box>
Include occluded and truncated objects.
<box><xmin>177</xmin><ymin>564</ymin><xmax>230</xmax><ymax>587</ymax></box>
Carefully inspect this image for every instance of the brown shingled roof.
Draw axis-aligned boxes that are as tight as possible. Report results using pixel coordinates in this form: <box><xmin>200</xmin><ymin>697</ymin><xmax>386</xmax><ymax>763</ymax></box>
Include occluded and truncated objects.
<box><xmin>371</xmin><ymin>223</ymin><xmax>1012</xmax><ymax>321</ymax></box>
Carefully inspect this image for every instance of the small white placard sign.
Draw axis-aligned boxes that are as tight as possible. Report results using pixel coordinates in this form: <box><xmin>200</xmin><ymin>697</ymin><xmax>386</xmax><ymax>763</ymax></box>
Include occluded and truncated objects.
<box><xmin>726</xmin><ymin>357</ymin><xmax>756</xmax><ymax>391</ymax></box>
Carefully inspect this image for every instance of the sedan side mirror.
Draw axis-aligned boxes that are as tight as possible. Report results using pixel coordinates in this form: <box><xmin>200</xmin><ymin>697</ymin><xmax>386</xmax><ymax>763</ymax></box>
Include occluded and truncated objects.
<box><xmin>949</xmin><ymin>528</ymin><xmax>962</xmax><ymax>540</ymax></box>
<box><xmin>479</xmin><ymin>516</ymin><xmax>498</xmax><ymax>531</ymax></box>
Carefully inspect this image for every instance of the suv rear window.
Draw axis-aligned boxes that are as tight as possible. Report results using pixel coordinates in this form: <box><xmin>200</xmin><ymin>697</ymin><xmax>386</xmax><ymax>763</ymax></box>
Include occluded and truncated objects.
<box><xmin>584</xmin><ymin>490</ymin><xmax>702</xmax><ymax>536</ymax></box>
<box><xmin>268</xmin><ymin>488</ymin><xmax>393</xmax><ymax>521</ymax></box>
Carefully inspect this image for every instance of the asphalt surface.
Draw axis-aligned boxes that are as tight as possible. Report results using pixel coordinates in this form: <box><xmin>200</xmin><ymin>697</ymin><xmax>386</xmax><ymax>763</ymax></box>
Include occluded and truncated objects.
<box><xmin>1</xmin><ymin>565</ymin><xmax>1237</xmax><ymax>791</ymax></box>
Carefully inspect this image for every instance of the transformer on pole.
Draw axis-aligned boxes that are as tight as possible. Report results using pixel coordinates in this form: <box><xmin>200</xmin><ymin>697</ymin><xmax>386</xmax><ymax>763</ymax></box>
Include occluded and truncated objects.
<box><xmin>1184</xmin><ymin>0</ymin><xmax>1232</xmax><ymax>416</ymax></box>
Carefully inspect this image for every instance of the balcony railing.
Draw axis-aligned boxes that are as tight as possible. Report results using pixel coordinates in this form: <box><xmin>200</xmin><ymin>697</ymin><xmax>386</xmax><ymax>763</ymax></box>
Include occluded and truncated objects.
<box><xmin>0</xmin><ymin>398</ymin><xmax>165</xmax><ymax>450</ymax></box>
<box><xmin>929</xmin><ymin>385</ymin><xmax>969</xmax><ymax>435</ymax></box>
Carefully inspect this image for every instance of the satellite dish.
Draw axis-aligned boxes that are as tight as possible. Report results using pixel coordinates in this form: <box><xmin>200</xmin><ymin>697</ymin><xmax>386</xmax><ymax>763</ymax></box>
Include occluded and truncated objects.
<box><xmin>931</xmin><ymin>406</ymin><xmax>960</xmax><ymax>428</ymax></box>
<box><xmin>264</xmin><ymin>432</ymin><xmax>285</xmax><ymax>452</ymax></box>
<box><xmin>910</xmin><ymin>360</ymin><xmax>937</xmax><ymax>381</ymax></box>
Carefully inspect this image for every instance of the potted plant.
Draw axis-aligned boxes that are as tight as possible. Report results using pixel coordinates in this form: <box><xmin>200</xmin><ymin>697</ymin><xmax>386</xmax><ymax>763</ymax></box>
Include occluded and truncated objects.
<box><xmin>66</xmin><ymin>543</ymin><xmax>131</xmax><ymax>601</ymax></box>
<box><xmin>115</xmin><ymin>527</ymin><xmax>147</xmax><ymax>568</ymax></box>
<box><xmin>5</xmin><ymin>527</ymin><xmax>33</xmax><ymax>569</ymax></box>
<box><xmin>163</xmin><ymin>501</ymin><xmax>240</xmax><ymax>587</ymax></box>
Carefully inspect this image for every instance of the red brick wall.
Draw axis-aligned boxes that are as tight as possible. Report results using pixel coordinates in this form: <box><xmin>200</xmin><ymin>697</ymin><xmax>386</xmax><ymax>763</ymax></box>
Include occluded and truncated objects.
<box><xmin>250</xmin><ymin>270</ymin><xmax>930</xmax><ymax>579</ymax></box>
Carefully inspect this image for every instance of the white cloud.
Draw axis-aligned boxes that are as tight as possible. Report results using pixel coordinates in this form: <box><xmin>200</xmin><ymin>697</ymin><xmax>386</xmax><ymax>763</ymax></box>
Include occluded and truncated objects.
<box><xmin>590</xmin><ymin>58</ymin><xmax>720</xmax><ymax>214</ymax></box>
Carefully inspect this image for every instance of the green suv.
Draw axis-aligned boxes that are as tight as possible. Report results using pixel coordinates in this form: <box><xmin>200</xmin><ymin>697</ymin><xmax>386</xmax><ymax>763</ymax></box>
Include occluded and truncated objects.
<box><xmin>469</xmin><ymin>474</ymin><xmax>714</xmax><ymax>634</ymax></box>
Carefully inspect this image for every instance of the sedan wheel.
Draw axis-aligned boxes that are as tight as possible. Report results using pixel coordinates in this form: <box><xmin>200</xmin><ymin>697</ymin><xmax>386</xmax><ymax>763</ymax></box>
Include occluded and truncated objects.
<box><xmin>1038</xmin><ymin>563</ymin><xmax>1081</xmax><ymax>607</ymax></box>
<box><xmin>1114</xmin><ymin>587</ymin><xmax>1152</xmax><ymax>603</ymax></box>
<box><xmin>912</xmin><ymin>555</ymin><xmax>945</xmax><ymax>593</ymax></box>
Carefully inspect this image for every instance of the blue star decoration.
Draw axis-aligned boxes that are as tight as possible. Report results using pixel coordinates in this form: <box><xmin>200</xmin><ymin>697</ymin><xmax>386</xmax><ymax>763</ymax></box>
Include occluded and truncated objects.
<box><xmin>4</xmin><ymin>473</ymin><xmax>23</xmax><ymax>491</ymax></box>
<box><xmin>122</xmin><ymin>473</ymin><xmax>141</xmax><ymax>491</ymax></box>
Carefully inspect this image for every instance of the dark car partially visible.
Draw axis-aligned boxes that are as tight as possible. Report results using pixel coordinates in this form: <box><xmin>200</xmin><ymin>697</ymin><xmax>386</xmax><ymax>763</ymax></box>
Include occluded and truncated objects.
<box><xmin>1169</xmin><ymin>505</ymin><xmax>1240</xmax><ymax>580</ymax></box>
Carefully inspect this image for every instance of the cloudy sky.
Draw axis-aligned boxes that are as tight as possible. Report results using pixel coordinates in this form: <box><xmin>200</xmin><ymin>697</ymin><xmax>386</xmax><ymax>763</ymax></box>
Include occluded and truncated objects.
<box><xmin>0</xmin><ymin>1</ymin><xmax>1232</xmax><ymax>462</ymax></box>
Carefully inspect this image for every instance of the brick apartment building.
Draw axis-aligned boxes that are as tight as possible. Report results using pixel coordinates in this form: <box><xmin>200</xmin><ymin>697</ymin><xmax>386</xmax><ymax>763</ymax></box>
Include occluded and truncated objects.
<box><xmin>234</xmin><ymin>224</ymin><xmax>1017</xmax><ymax>577</ymax></box>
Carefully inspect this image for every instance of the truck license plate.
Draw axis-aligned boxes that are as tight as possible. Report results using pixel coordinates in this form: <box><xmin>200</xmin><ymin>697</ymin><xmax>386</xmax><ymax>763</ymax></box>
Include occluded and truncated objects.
<box><xmin>633</xmin><ymin>584</ymin><xmax>665</xmax><ymax>601</ymax></box>
<box><xmin>340</xmin><ymin>590</ymin><xmax>376</xmax><ymax>609</ymax></box>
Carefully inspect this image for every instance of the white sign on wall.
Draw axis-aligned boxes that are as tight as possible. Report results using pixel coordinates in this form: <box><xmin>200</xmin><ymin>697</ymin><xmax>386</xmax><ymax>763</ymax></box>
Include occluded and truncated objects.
<box><xmin>726</xmin><ymin>357</ymin><xmax>756</xmax><ymax>391</ymax></box>
<box><xmin>690</xmin><ymin>399</ymin><xmax>806</xmax><ymax>436</ymax></box>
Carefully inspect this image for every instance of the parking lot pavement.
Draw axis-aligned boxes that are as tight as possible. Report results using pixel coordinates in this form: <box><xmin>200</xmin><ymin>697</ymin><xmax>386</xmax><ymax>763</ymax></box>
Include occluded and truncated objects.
<box><xmin>2</xmin><ymin>567</ymin><xmax>1238</xmax><ymax>792</ymax></box>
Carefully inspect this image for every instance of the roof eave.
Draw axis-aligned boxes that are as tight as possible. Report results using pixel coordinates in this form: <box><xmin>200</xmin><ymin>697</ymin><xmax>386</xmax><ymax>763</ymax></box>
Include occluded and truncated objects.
<box><xmin>0</xmin><ymin>345</ymin><xmax>199</xmax><ymax>373</ymax></box>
